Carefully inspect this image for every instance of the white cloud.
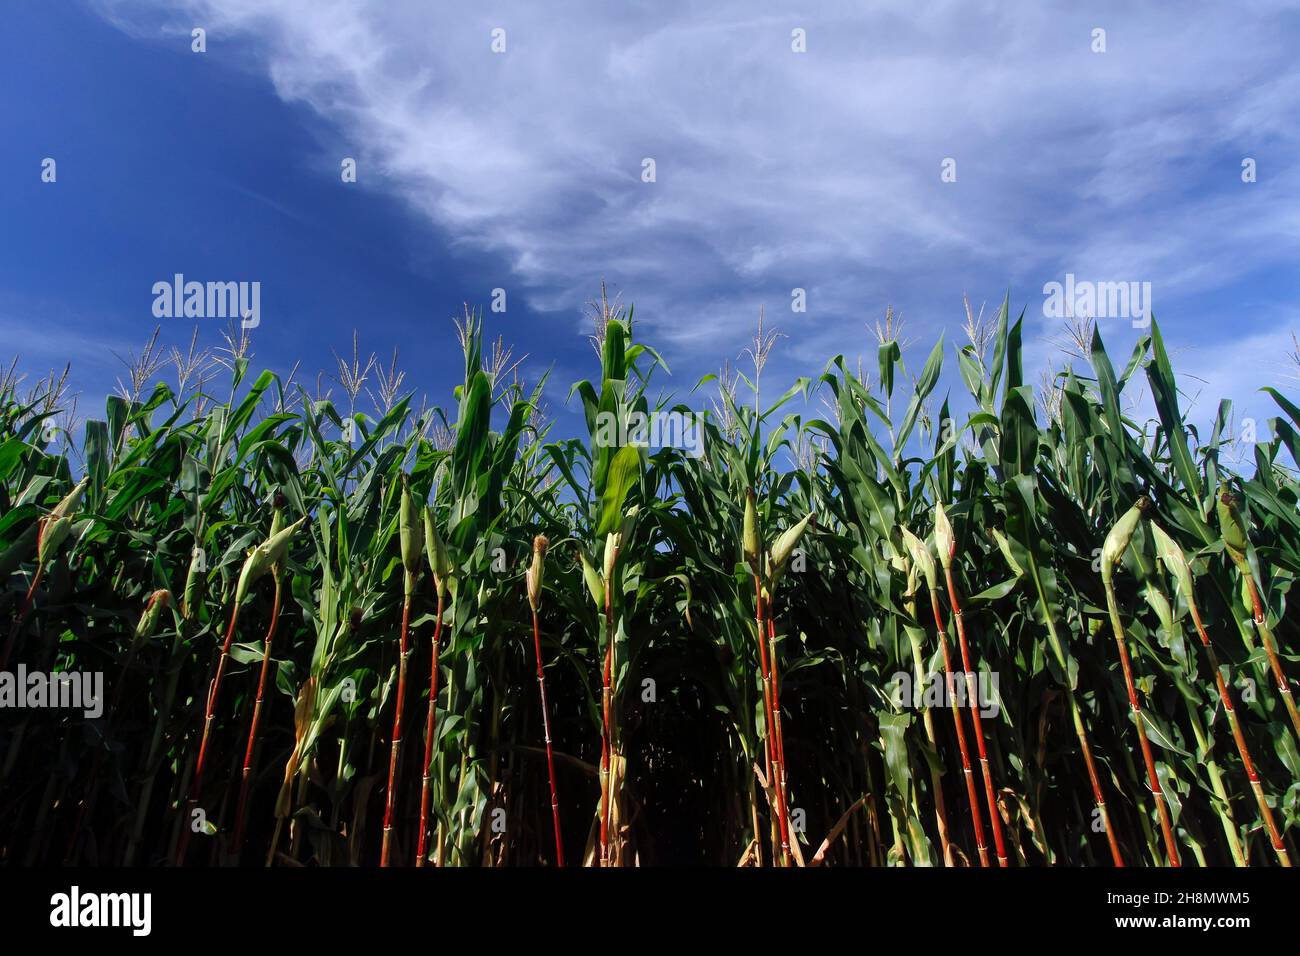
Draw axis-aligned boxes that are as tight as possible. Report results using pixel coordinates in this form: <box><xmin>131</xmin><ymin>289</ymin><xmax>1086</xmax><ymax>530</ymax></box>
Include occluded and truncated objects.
<box><xmin>94</xmin><ymin>0</ymin><xmax>1300</xmax><ymax>400</ymax></box>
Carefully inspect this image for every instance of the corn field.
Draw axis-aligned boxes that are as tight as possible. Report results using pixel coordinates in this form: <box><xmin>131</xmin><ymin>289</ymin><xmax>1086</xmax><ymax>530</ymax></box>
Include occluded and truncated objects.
<box><xmin>2</xmin><ymin>299</ymin><xmax>1298</xmax><ymax>868</ymax></box>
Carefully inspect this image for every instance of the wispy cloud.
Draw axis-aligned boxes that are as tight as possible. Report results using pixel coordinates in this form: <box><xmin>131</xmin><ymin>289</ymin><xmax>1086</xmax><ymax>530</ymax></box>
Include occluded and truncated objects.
<box><xmin>93</xmin><ymin>0</ymin><xmax>1300</xmax><ymax>415</ymax></box>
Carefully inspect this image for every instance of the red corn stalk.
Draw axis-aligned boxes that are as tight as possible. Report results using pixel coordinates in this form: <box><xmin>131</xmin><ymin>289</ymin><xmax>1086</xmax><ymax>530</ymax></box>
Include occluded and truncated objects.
<box><xmin>599</xmin><ymin>585</ymin><xmax>615</xmax><ymax>865</ymax></box>
<box><xmin>944</xmin><ymin>566</ymin><xmax>1009</xmax><ymax>867</ymax></box>
<box><xmin>1068</xmin><ymin>689</ymin><xmax>1126</xmax><ymax>866</ymax></box>
<box><xmin>1100</xmin><ymin>500</ymin><xmax>1179</xmax><ymax>866</ymax></box>
<box><xmin>1218</xmin><ymin>489</ymin><xmax>1300</xmax><ymax>741</ymax></box>
<box><xmin>1104</xmin><ymin>585</ymin><xmax>1180</xmax><ymax>867</ymax></box>
<box><xmin>1009</xmin><ymin>542</ymin><xmax>1125</xmax><ymax>865</ymax></box>
<box><xmin>766</xmin><ymin>609</ymin><xmax>787</xmax><ymax>801</ymax></box>
<box><xmin>415</xmin><ymin>586</ymin><xmax>445</xmax><ymax>866</ymax></box>
<box><xmin>1187</xmin><ymin>599</ymin><xmax>1290</xmax><ymax>866</ymax></box>
<box><xmin>1238</xmin><ymin>572</ymin><xmax>1300</xmax><ymax>742</ymax></box>
<box><xmin>531</xmin><ymin>602</ymin><xmax>565</xmax><ymax>866</ymax></box>
<box><xmin>764</xmin><ymin>594</ymin><xmax>792</xmax><ymax>866</ymax></box>
<box><xmin>1026</xmin><ymin>571</ymin><xmax>1125</xmax><ymax>865</ymax></box>
<box><xmin>418</xmin><ymin>505</ymin><xmax>454</xmax><ymax>866</ymax></box>
<box><xmin>751</xmin><ymin>578</ymin><xmax>782</xmax><ymax>863</ymax></box>
<box><xmin>934</xmin><ymin>502</ymin><xmax>1007</xmax><ymax>865</ymax></box>
<box><xmin>907</xmin><ymin>621</ymin><xmax>955</xmax><ymax>865</ymax></box>
<box><xmin>928</xmin><ymin>590</ymin><xmax>990</xmax><ymax>866</ymax></box>
<box><xmin>598</xmin><ymin>532</ymin><xmax>620</xmax><ymax>866</ymax></box>
<box><xmin>902</xmin><ymin>552</ymin><xmax>955</xmax><ymax>866</ymax></box>
<box><xmin>758</xmin><ymin>507</ymin><xmax>813</xmax><ymax>867</ymax></box>
<box><xmin>743</xmin><ymin>490</ymin><xmax>792</xmax><ymax>865</ymax></box>
<box><xmin>380</xmin><ymin>592</ymin><xmax>413</xmax><ymax>867</ymax></box>
<box><xmin>177</xmin><ymin>512</ymin><xmax>302</xmax><ymax>864</ymax></box>
<box><xmin>743</xmin><ymin>490</ymin><xmax>773</xmax><ymax>785</ymax></box>
<box><xmin>382</xmin><ymin>476</ymin><xmax>423</xmax><ymax>866</ymax></box>
<box><xmin>232</xmin><ymin>574</ymin><xmax>282</xmax><ymax>855</ymax></box>
<box><xmin>527</xmin><ymin>534</ymin><xmax>564</xmax><ymax>866</ymax></box>
<box><xmin>757</xmin><ymin>617</ymin><xmax>774</xmax><ymax>788</ymax></box>
<box><xmin>1151</xmin><ymin>519</ymin><xmax>1288</xmax><ymax>866</ymax></box>
<box><xmin>175</xmin><ymin>602</ymin><xmax>240</xmax><ymax>865</ymax></box>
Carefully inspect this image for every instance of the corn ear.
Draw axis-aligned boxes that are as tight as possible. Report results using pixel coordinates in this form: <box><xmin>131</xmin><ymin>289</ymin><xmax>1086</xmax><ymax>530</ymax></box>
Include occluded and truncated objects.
<box><xmin>182</xmin><ymin>545</ymin><xmax>205</xmax><ymax>621</ymax></box>
<box><xmin>579</xmin><ymin>549</ymin><xmax>604</xmax><ymax>610</ymax></box>
<box><xmin>902</xmin><ymin>555</ymin><xmax>921</xmax><ymax>621</ymax></box>
<box><xmin>135</xmin><ymin>589</ymin><xmax>171</xmax><ymax>641</ymax></box>
<box><xmin>770</xmin><ymin>512</ymin><xmax>814</xmax><ymax>585</ymax></box>
<box><xmin>268</xmin><ymin>507</ymin><xmax>285</xmax><ymax>551</ymax></box>
<box><xmin>235</xmin><ymin>516</ymin><xmax>306</xmax><ymax>606</ymax></box>
<box><xmin>422</xmin><ymin>506</ymin><xmax>453</xmax><ymax>598</ymax></box>
<box><xmin>527</xmin><ymin>534</ymin><xmax>549</xmax><ymax>611</ymax></box>
<box><xmin>603</xmin><ymin>530</ymin><xmax>620</xmax><ymax>584</ymax></box>
<box><xmin>900</xmin><ymin>526</ymin><xmax>936</xmax><ymax>592</ymax></box>
<box><xmin>933</xmin><ymin>500</ymin><xmax>955</xmax><ymax>570</ymax></box>
<box><xmin>39</xmin><ymin>517</ymin><xmax>74</xmax><ymax>565</ymax></box>
<box><xmin>399</xmin><ymin>475</ymin><xmax>424</xmax><ymax>580</ymax></box>
<box><xmin>37</xmin><ymin>476</ymin><xmax>89</xmax><ymax>564</ymax></box>
<box><xmin>743</xmin><ymin>489</ymin><xmax>761</xmax><ymax>573</ymax></box>
<box><xmin>1150</xmin><ymin>522</ymin><xmax>1194</xmax><ymax>601</ymax></box>
<box><xmin>233</xmin><ymin>551</ymin><xmax>260</xmax><ymax>608</ymax></box>
<box><xmin>1217</xmin><ymin>487</ymin><xmax>1250</xmax><ymax>558</ymax></box>
<box><xmin>1143</xmin><ymin>585</ymin><xmax>1175</xmax><ymax>637</ymax></box>
<box><xmin>262</xmin><ymin>516</ymin><xmax>305</xmax><ymax>570</ymax></box>
<box><xmin>1100</xmin><ymin>496</ymin><xmax>1148</xmax><ymax>583</ymax></box>
<box><xmin>52</xmin><ymin>476</ymin><xmax>88</xmax><ymax>519</ymax></box>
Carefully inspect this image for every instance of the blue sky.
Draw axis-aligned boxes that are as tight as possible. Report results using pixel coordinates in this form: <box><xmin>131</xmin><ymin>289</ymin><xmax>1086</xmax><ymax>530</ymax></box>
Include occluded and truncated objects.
<box><xmin>3</xmin><ymin>1</ymin><xmax>1300</xmax><ymax>451</ymax></box>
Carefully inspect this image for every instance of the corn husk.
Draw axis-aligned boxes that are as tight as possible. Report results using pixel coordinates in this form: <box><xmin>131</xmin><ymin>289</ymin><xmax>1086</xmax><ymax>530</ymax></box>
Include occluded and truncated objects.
<box><xmin>399</xmin><ymin>475</ymin><xmax>424</xmax><ymax>579</ymax></box>
<box><xmin>1217</xmin><ymin>488</ymin><xmax>1249</xmax><ymax>558</ymax></box>
<box><xmin>1143</xmin><ymin>585</ymin><xmax>1175</xmax><ymax>637</ymax></box>
<box><xmin>267</xmin><ymin>508</ymin><xmax>285</xmax><ymax>568</ymax></box>
<box><xmin>422</xmin><ymin>506</ymin><xmax>453</xmax><ymax>598</ymax></box>
<box><xmin>527</xmin><ymin>534</ymin><xmax>549</xmax><ymax>611</ymax></box>
<box><xmin>770</xmin><ymin>512</ymin><xmax>814</xmax><ymax>585</ymax></box>
<box><xmin>1150</xmin><ymin>522</ymin><xmax>1194</xmax><ymax>601</ymax></box>
<box><xmin>37</xmin><ymin>476</ymin><xmax>89</xmax><ymax>564</ymax></box>
<box><xmin>603</xmin><ymin>531</ymin><xmax>620</xmax><ymax>584</ymax></box>
<box><xmin>1100</xmin><ymin>497</ymin><xmax>1148</xmax><ymax>583</ymax></box>
<box><xmin>182</xmin><ymin>545</ymin><xmax>205</xmax><ymax>622</ymax></box>
<box><xmin>933</xmin><ymin>500</ymin><xmax>955</xmax><ymax>570</ymax></box>
<box><xmin>900</xmin><ymin>526</ymin><xmax>936</xmax><ymax>592</ymax></box>
<box><xmin>901</xmin><ymin>554</ymin><xmax>920</xmax><ymax>620</ymax></box>
<box><xmin>235</xmin><ymin>516</ymin><xmax>306</xmax><ymax>606</ymax></box>
<box><xmin>743</xmin><ymin>489</ymin><xmax>760</xmax><ymax>573</ymax></box>
<box><xmin>135</xmin><ymin>589</ymin><xmax>171</xmax><ymax>641</ymax></box>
